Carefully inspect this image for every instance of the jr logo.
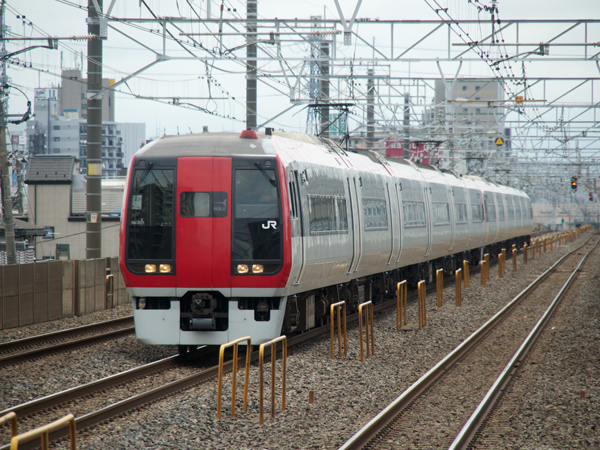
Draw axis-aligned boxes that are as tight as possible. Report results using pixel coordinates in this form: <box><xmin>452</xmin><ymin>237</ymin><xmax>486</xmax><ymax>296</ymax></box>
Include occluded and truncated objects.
<box><xmin>262</xmin><ymin>220</ymin><xmax>277</xmax><ymax>230</ymax></box>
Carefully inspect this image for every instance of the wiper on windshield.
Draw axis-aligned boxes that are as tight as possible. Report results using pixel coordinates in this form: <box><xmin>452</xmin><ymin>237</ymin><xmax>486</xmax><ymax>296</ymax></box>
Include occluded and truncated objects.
<box><xmin>254</xmin><ymin>162</ymin><xmax>277</xmax><ymax>188</ymax></box>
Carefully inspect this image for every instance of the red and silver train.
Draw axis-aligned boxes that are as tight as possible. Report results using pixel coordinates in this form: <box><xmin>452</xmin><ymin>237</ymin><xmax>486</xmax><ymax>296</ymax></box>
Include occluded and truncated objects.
<box><xmin>119</xmin><ymin>131</ymin><xmax>532</xmax><ymax>350</ymax></box>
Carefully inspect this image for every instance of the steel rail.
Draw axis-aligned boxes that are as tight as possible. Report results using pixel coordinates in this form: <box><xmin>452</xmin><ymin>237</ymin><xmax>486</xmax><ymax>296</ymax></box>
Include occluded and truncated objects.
<box><xmin>338</xmin><ymin>233</ymin><xmax>594</xmax><ymax>450</ymax></box>
<box><xmin>0</xmin><ymin>240</ymin><xmax>536</xmax><ymax>449</ymax></box>
<box><xmin>0</xmin><ymin>317</ymin><xmax>134</xmax><ymax>367</ymax></box>
<box><xmin>449</xmin><ymin>234</ymin><xmax>600</xmax><ymax>450</ymax></box>
<box><xmin>0</xmin><ymin>278</ymin><xmax>432</xmax><ymax>450</ymax></box>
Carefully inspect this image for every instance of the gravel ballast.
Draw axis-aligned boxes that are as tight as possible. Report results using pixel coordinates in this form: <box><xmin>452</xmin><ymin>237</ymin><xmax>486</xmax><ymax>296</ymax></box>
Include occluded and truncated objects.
<box><xmin>2</xmin><ymin>235</ymin><xmax>598</xmax><ymax>449</ymax></box>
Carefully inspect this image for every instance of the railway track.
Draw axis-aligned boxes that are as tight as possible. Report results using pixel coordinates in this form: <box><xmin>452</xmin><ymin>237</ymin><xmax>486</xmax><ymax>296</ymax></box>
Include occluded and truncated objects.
<box><xmin>339</xmin><ymin>233</ymin><xmax>598</xmax><ymax>450</ymax></box>
<box><xmin>0</xmin><ymin>268</ymin><xmax>461</xmax><ymax>450</ymax></box>
<box><xmin>0</xmin><ymin>316</ymin><xmax>134</xmax><ymax>367</ymax></box>
<box><xmin>0</xmin><ymin>237</ymin><xmax>554</xmax><ymax>449</ymax></box>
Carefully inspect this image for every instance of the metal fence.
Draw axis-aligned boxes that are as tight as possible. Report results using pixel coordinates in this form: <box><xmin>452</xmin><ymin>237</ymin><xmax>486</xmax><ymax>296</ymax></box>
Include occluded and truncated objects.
<box><xmin>0</xmin><ymin>257</ymin><xmax>129</xmax><ymax>330</ymax></box>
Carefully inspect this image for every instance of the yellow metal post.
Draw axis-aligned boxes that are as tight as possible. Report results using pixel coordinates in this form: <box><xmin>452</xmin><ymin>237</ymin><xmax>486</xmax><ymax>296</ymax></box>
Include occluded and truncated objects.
<box><xmin>418</xmin><ymin>280</ymin><xmax>426</xmax><ymax>329</ymax></box>
<box><xmin>10</xmin><ymin>414</ymin><xmax>76</xmax><ymax>450</ymax></box>
<box><xmin>484</xmin><ymin>254</ymin><xmax>490</xmax><ymax>279</ymax></box>
<box><xmin>330</xmin><ymin>301</ymin><xmax>347</xmax><ymax>359</ymax></box>
<box><xmin>259</xmin><ymin>336</ymin><xmax>287</xmax><ymax>425</ymax></box>
<box><xmin>463</xmin><ymin>260</ymin><xmax>470</xmax><ymax>288</ymax></box>
<box><xmin>455</xmin><ymin>268</ymin><xmax>462</xmax><ymax>307</ymax></box>
<box><xmin>480</xmin><ymin>261</ymin><xmax>486</xmax><ymax>286</ymax></box>
<box><xmin>358</xmin><ymin>301</ymin><xmax>374</xmax><ymax>362</ymax></box>
<box><xmin>512</xmin><ymin>249</ymin><xmax>517</xmax><ymax>272</ymax></box>
<box><xmin>498</xmin><ymin>253</ymin><xmax>503</xmax><ymax>278</ymax></box>
<box><xmin>217</xmin><ymin>336</ymin><xmax>252</xmax><ymax>419</ymax></box>
<box><xmin>396</xmin><ymin>281</ymin><xmax>407</xmax><ymax>330</ymax></box>
<box><xmin>436</xmin><ymin>268</ymin><xmax>443</xmax><ymax>307</ymax></box>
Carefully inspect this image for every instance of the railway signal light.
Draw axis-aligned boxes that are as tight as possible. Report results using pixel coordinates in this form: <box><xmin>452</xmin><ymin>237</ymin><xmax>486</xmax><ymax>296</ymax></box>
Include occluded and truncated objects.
<box><xmin>571</xmin><ymin>176</ymin><xmax>577</xmax><ymax>191</ymax></box>
<box><xmin>590</xmin><ymin>193</ymin><xmax>593</xmax><ymax>202</ymax></box>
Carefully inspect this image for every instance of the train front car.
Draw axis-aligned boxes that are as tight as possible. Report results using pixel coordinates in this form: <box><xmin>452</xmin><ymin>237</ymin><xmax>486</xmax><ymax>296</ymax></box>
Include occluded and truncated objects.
<box><xmin>119</xmin><ymin>132</ymin><xmax>291</xmax><ymax>349</ymax></box>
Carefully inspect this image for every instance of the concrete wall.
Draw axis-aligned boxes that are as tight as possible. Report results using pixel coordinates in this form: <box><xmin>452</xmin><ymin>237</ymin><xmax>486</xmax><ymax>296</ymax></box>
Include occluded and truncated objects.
<box><xmin>0</xmin><ymin>257</ymin><xmax>129</xmax><ymax>330</ymax></box>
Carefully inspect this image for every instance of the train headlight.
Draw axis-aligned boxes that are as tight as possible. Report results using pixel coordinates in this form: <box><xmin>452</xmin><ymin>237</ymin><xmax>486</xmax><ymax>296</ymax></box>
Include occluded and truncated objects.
<box><xmin>145</xmin><ymin>264</ymin><xmax>157</xmax><ymax>273</ymax></box>
<box><xmin>252</xmin><ymin>264</ymin><xmax>264</xmax><ymax>274</ymax></box>
<box><xmin>237</xmin><ymin>264</ymin><xmax>249</xmax><ymax>274</ymax></box>
<box><xmin>159</xmin><ymin>264</ymin><xmax>172</xmax><ymax>273</ymax></box>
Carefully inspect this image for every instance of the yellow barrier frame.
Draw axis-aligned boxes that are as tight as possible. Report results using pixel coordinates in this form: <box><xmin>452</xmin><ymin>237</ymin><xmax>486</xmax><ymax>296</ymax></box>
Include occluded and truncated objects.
<box><xmin>217</xmin><ymin>336</ymin><xmax>252</xmax><ymax>419</ymax></box>
<box><xmin>396</xmin><ymin>280</ymin><xmax>407</xmax><ymax>330</ymax></box>
<box><xmin>358</xmin><ymin>301</ymin><xmax>375</xmax><ymax>362</ymax></box>
<box><xmin>10</xmin><ymin>414</ymin><xmax>76</xmax><ymax>450</ymax></box>
<box><xmin>455</xmin><ymin>268</ymin><xmax>462</xmax><ymax>307</ymax></box>
<box><xmin>418</xmin><ymin>280</ymin><xmax>427</xmax><ymax>329</ymax></box>
<box><xmin>330</xmin><ymin>301</ymin><xmax>347</xmax><ymax>359</ymax></box>
<box><xmin>436</xmin><ymin>269</ymin><xmax>443</xmax><ymax>307</ymax></box>
<box><xmin>498</xmin><ymin>253</ymin><xmax>503</xmax><ymax>278</ymax></box>
<box><xmin>0</xmin><ymin>412</ymin><xmax>17</xmax><ymax>439</ymax></box>
<box><xmin>463</xmin><ymin>260</ymin><xmax>470</xmax><ymax>288</ymax></box>
<box><xmin>258</xmin><ymin>336</ymin><xmax>287</xmax><ymax>425</ymax></box>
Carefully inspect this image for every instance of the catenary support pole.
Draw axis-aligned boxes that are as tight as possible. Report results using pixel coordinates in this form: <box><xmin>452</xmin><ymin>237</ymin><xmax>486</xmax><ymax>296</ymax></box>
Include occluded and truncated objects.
<box><xmin>86</xmin><ymin>0</ymin><xmax>103</xmax><ymax>259</ymax></box>
<box><xmin>246</xmin><ymin>0</ymin><xmax>257</xmax><ymax>130</ymax></box>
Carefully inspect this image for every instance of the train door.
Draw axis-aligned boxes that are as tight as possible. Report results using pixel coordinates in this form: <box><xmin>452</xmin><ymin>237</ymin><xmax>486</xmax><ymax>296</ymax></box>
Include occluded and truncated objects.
<box><xmin>347</xmin><ymin>176</ymin><xmax>363</xmax><ymax>274</ymax></box>
<box><xmin>289</xmin><ymin>170</ymin><xmax>305</xmax><ymax>286</ymax></box>
<box><xmin>176</xmin><ymin>157</ymin><xmax>231</xmax><ymax>293</ymax></box>
<box><xmin>386</xmin><ymin>183</ymin><xmax>400</xmax><ymax>265</ymax></box>
<box><xmin>424</xmin><ymin>186</ymin><xmax>433</xmax><ymax>257</ymax></box>
<box><xmin>395</xmin><ymin>182</ymin><xmax>404</xmax><ymax>264</ymax></box>
<box><xmin>448</xmin><ymin>187</ymin><xmax>456</xmax><ymax>251</ymax></box>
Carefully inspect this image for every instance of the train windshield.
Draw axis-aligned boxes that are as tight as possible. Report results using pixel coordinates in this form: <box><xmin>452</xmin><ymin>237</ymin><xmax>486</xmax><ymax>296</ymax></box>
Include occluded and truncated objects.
<box><xmin>127</xmin><ymin>168</ymin><xmax>175</xmax><ymax>260</ymax></box>
<box><xmin>233</xmin><ymin>168</ymin><xmax>282</xmax><ymax>264</ymax></box>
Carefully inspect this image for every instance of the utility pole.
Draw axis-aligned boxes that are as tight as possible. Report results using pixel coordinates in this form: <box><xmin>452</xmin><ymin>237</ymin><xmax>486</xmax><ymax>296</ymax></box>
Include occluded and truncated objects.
<box><xmin>86</xmin><ymin>0</ymin><xmax>102</xmax><ymax>259</ymax></box>
<box><xmin>319</xmin><ymin>41</ymin><xmax>329</xmax><ymax>138</ymax></box>
<box><xmin>402</xmin><ymin>93</ymin><xmax>410</xmax><ymax>158</ymax></box>
<box><xmin>246</xmin><ymin>0</ymin><xmax>257</xmax><ymax>130</ymax></box>
<box><xmin>366</xmin><ymin>68</ymin><xmax>374</xmax><ymax>148</ymax></box>
<box><xmin>0</xmin><ymin>1</ymin><xmax>16</xmax><ymax>264</ymax></box>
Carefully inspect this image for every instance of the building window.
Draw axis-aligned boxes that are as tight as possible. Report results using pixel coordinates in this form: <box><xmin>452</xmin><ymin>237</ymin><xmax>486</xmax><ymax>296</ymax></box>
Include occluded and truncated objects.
<box><xmin>53</xmin><ymin>148</ymin><xmax>60</xmax><ymax>154</ymax></box>
<box><xmin>80</xmin><ymin>147</ymin><xmax>86</xmax><ymax>157</ymax></box>
<box><xmin>475</xmin><ymin>86</ymin><xmax>480</xmax><ymax>91</ymax></box>
<box><xmin>116</xmin><ymin>130</ymin><xmax>121</xmax><ymax>135</ymax></box>
<box><xmin>462</xmin><ymin>86</ymin><xmax>467</xmax><ymax>91</ymax></box>
<box><xmin>82</xmin><ymin>104</ymin><xmax>87</xmax><ymax>110</ymax></box>
<box><xmin>476</xmin><ymin>108</ymin><xmax>481</xmax><ymax>114</ymax></box>
<box><xmin>80</xmin><ymin>125</ymin><xmax>87</xmax><ymax>133</ymax></box>
<box><xmin>53</xmin><ymin>125</ymin><xmax>60</xmax><ymax>130</ymax></box>
<box><xmin>109</xmin><ymin>140</ymin><xmax>113</xmax><ymax>146</ymax></box>
<box><xmin>475</xmin><ymin>97</ymin><xmax>480</xmax><ymax>101</ymax></box>
<box><xmin>53</xmin><ymin>137</ymin><xmax>60</xmax><ymax>142</ymax></box>
<box><xmin>82</xmin><ymin>114</ymin><xmax>87</xmax><ymax>119</ymax></box>
<box><xmin>109</xmin><ymin>152</ymin><xmax>114</xmax><ymax>157</ymax></box>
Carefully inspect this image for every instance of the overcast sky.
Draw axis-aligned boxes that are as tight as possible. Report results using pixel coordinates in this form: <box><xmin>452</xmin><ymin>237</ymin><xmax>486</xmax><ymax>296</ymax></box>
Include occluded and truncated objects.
<box><xmin>5</xmin><ymin>0</ymin><xmax>600</xmax><ymax>139</ymax></box>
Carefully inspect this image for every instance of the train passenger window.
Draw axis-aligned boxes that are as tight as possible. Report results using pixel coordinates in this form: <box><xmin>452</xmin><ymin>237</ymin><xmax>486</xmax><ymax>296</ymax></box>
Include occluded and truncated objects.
<box><xmin>455</xmin><ymin>203</ymin><xmax>468</xmax><ymax>223</ymax></box>
<box><xmin>432</xmin><ymin>202</ymin><xmax>450</xmax><ymax>226</ymax></box>
<box><xmin>363</xmin><ymin>198</ymin><xmax>388</xmax><ymax>231</ymax></box>
<box><xmin>308</xmin><ymin>195</ymin><xmax>348</xmax><ymax>234</ymax></box>
<box><xmin>515</xmin><ymin>201</ymin><xmax>522</xmax><ymax>219</ymax></box>
<box><xmin>471</xmin><ymin>203</ymin><xmax>484</xmax><ymax>222</ymax></box>
<box><xmin>497</xmin><ymin>200</ymin><xmax>505</xmax><ymax>221</ymax></box>
<box><xmin>403</xmin><ymin>201</ymin><xmax>426</xmax><ymax>228</ymax></box>
<box><xmin>507</xmin><ymin>200</ymin><xmax>515</xmax><ymax>220</ymax></box>
<box><xmin>180</xmin><ymin>192</ymin><xmax>228</xmax><ymax>218</ymax></box>
<box><xmin>484</xmin><ymin>198</ymin><xmax>496</xmax><ymax>222</ymax></box>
